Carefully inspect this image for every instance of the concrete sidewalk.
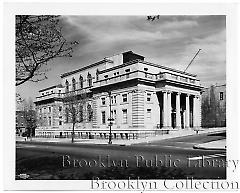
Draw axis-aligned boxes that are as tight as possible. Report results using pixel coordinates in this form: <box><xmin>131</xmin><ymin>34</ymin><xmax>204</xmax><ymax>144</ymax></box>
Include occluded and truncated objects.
<box><xmin>16</xmin><ymin>127</ymin><xmax>226</xmax><ymax>146</ymax></box>
<box><xmin>193</xmin><ymin>139</ymin><xmax>226</xmax><ymax>151</ymax></box>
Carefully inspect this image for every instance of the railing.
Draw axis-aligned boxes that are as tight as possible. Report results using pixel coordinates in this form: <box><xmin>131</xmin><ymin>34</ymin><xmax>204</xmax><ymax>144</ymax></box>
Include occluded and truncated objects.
<box><xmin>36</xmin><ymin>93</ymin><xmax>63</xmax><ymax>101</ymax></box>
<box><xmin>94</xmin><ymin>71</ymin><xmax>149</xmax><ymax>87</ymax></box>
<box><xmin>94</xmin><ymin>70</ymin><xmax>200</xmax><ymax>87</ymax></box>
<box><xmin>64</xmin><ymin>88</ymin><xmax>90</xmax><ymax>97</ymax></box>
<box><xmin>156</xmin><ymin>72</ymin><xmax>200</xmax><ymax>86</ymax></box>
<box><xmin>56</xmin><ymin>71</ymin><xmax>200</xmax><ymax>95</ymax></box>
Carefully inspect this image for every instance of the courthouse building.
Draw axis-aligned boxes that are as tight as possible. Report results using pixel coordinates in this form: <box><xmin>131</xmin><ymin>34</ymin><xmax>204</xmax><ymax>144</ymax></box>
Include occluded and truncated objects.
<box><xmin>34</xmin><ymin>51</ymin><xmax>203</xmax><ymax>138</ymax></box>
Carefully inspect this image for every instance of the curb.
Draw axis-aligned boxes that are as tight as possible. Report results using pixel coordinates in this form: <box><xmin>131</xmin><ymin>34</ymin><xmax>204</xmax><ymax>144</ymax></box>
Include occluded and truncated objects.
<box><xmin>193</xmin><ymin>144</ymin><xmax>226</xmax><ymax>151</ymax></box>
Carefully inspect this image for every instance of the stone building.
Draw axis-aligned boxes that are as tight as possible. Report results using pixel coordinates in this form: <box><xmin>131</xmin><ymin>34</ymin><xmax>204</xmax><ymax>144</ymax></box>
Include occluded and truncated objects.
<box><xmin>34</xmin><ymin>84</ymin><xmax>65</xmax><ymax>137</ymax></box>
<box><xmin>34</xmin><ymin>51</ymin><xmax>203</xmax><ymax>138</ymax></box>
<box><xmin>201</xmin><ymin>84</ymin><xmax>226</xmax><ymax>128</ymax></box>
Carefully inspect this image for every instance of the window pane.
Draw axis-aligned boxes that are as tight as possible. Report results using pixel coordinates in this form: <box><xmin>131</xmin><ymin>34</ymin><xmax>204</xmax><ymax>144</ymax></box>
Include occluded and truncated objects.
<box><xmin>102</xmin><ymin>111</ymin><xmax>106</xmax><ymax>124</ymax></box>
<box><xmin>122</xmin><ymin>109</ymin><xmax>127</xmax><ymax>124</ymax></box>
<box><xmin>122</xmin><ymin>94</ymin><xmax>127</xmax><ymax>102</ymax></box>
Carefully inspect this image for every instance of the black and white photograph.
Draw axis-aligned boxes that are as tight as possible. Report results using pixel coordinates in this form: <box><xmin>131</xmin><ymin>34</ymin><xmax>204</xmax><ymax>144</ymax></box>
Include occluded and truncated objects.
<box><xmin>2</xmin><ymin>2</ymin><xmax>240</xmax><ymax>191</ymax></box>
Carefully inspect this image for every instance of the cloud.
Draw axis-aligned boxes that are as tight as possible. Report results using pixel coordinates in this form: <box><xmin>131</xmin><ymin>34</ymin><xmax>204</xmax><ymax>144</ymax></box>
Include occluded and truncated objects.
<box><xmin>16</xmin><ymin>15</ymin><xmax>226</xmax><ymax>99</ymax></box>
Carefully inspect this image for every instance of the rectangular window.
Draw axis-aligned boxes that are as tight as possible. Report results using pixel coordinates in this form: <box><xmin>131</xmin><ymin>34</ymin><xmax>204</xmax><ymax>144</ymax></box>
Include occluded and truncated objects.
<box><xmin>102</xmin><ymin>111</ymin><xmax>106</xmax><ymax>124</ymax></box>
<box><xmin>122</xmin><ymin>109</ymin><xmax>127</xmax><ymax>124</ymax></box>
<box><xmin>114</xmin><ymin>96</ymin><xmax>117</xmax><ymax>104</ymax></box>
<box><xmin>147</xmin><ymin>93</ymin><xmax>151</xmax><ymax>102</ymax></box>
<box><xmin>125</xmin><ymin>69</ymin><xmax>130</xmax><ymax>78</ymax></box>
<box><xmin>220</xmin><ymin>92</ymin><xmax>224</xmax><ymax>100</ymax></box>
<box><xmin>49</xmin><ymin>107</ymin><xmax>51</xmax><ymax>113</ymax></box>
<box><xmin>49</xmin><ymin>117</ymin><xmax>51</xmax><ymax>126</ymax></box>
<box><xmin>111</xmin><ymin>96</ymin><xmax>114</xmax><ymax>104</ymax></box>
<box><xmin>59</xmin><ymin>106</ymin><xmax>62</xmax><ymax>112</ymax></box>
<box><xmin>114</xmin><ymin>110</ymin><xmax>117</xmax><ymax>124</ymax></box>
<box><xmin>101</xmin><ymin>97</ymin><xmax>106</xmax><ymax>105</ymax></box>
<box><xmin>59</xmin><ymin>121</ymin><xmax>62</xmax><ymax>126</ymax></box>
<box><xmin>111</xmin><ymin>109</ymin><xmax>117</xmax><ymax>123</ymax></box>
<box><xmin>147</xmin><ymin>109</ymin><xmax>152</xmax><ymax>119</ymax></box>
<box><xmin>122</xmin><ymin>94</ymin><xmax>127</xmax><ymax>102</ymax></box>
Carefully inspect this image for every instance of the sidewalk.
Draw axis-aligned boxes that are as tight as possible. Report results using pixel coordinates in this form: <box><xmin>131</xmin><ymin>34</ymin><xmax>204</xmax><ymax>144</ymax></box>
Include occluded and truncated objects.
<box><xmin>193</xmin><ymin>139</ymin><xmax>226</xmax><ymax>151</ymax></box>
<box><xmin>16</xmin><ymin>127</ymin><xmax>226</xmax><ymax>146</ymax></box>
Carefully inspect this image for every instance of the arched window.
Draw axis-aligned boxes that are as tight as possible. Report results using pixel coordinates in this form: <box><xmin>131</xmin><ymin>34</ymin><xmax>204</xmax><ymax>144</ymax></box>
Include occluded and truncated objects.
<box><xmin>87</xmin><ymin>104</ymin><xmax>93</xmax><ymax>122</ymax></box>
<box><xmin>72</xmin><ymin>78</ymin><xmax>76</xmax><ymax>91</ymax></box>
<box><xmin>96</xmin><ymin>69</ymin><xmax>99</xmax><ymax>81</ymax></box>
<box><xmin>79</xmin><ymin>75</ymin><xmax>83</xmax><ymax>89</ymax></box>
<box><xmin>65</xmin><ymin>80</ymin><xmax>69</xmax><ymax>93</ymax></box>
<box><xmin>87</xmin><ymin>73</ymin><xmax>92</xmax><ymax>87</ymax></box>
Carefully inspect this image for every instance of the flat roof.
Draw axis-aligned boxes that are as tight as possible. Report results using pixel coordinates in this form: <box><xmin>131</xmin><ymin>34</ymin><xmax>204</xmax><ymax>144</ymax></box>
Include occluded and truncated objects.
<box><xmin>60</xmin><ymin>58</ymin><xmax>112</xmax><ymax>78</ymax></box>
<box><xmin>39</xmin><ymin>84</ymin><xmax>63</xmax><ymax>92</ymax></box>
<box><xmin>60</xmin><ymin>51</ymin><xmax>197</xmax><ymax>78</ymax></box>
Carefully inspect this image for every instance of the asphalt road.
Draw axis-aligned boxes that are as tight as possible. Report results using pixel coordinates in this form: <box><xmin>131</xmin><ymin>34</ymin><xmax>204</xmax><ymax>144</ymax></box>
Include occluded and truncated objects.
<box><xmin>16</xmin><ymin>132</ymin><xmax>226</xmax><ymax>179</ymax></box>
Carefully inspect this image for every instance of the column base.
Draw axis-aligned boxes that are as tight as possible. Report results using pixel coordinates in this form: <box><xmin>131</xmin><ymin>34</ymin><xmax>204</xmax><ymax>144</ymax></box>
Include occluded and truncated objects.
<box><xmin>175</xmin><ymin>126</ymin><xmax>181</xmax><ymax>129</ymax></box>
<box><xmin>162</xmin><ymin>126</ymin><xmax>173</xmax><ymax>130</ymax></box>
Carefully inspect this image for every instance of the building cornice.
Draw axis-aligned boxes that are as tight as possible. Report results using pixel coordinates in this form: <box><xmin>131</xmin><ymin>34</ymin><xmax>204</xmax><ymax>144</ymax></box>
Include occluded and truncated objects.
<box><xmin>60</xmin><ymin>58</ymin><xmax>113</xmax><ymax>78</ymax></box>
<box><xmin>98</xmin><ymin>59</ymin><xmax>197</xmax><ymax>77</ymax></box>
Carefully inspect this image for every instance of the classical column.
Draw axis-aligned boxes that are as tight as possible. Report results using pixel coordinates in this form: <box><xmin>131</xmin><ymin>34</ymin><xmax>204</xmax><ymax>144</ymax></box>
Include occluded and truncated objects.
<box><xmin>162</xmin><ymin>91</ymin><xmax>168</xmax><ymax>128</ymax></box>
<box><xmin>196</xmin><ymin>95</ymin><xmax>201</xmax><ymax>128</ymax></box>
<box><xmin>193</xmin><ymin>95</ymin><xmax>198</xmax><ymax>129</ymax></box>
<box><xmin>185</xmin><ymin>94</ymin><xmax>190</xmax><ymax>129</ymax></box>
<box><xmin>167</xmin><ymin>91</ymin><xmax>172</xmax><ymax>129</ymax></box>
<box><xmin>198</xmin><ymin>95</ymin><xmax>202</xmax><ymax>128</ymax></box>
<box><xmin>152</xmin><ymin>93</ymin><xmax>160</xmax><ymax>127</ymax></box>
<box><xmin>176</xmin><ymin>92</ymin><xmax>181</xmax><ymax>129</ymax></box>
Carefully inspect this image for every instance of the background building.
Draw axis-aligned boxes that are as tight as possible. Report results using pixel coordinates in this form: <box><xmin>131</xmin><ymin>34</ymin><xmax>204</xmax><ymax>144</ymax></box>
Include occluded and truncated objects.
<box><xmin>35</xmin><ymin>51</ymin><xmax>203</xmax><ymax>139</ymax></box>
<box><xmin>34</xmin><ymin>85</ymin><xmax>64</xmax><ymax>137</ymax></box>
<box><xmin>201</xmin><ymin>84</ymin><xmax>226</xmax><ymax>128</ymax></box>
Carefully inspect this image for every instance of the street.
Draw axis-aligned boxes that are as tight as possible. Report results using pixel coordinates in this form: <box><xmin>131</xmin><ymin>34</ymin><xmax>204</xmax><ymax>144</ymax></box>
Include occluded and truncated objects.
<box><xmin>16</xmin><ymin>132</ymin><xmax>226</xmax><ymax>180</ymax></box>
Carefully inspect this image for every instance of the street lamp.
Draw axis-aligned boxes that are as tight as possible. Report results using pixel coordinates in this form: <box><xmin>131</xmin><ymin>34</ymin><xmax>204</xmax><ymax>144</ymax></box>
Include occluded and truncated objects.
<box><xmin>108</xmin><ymin>91</ymin><xmax>113</xmax><ymax>144</ymax></box>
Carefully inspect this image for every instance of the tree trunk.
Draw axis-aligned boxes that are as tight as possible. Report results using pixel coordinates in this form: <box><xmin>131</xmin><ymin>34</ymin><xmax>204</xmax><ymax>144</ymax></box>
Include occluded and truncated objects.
<box><xmin>71</xmin><ymin>122</ymin><xmax>75</xmax><ymax>143</ymax></box>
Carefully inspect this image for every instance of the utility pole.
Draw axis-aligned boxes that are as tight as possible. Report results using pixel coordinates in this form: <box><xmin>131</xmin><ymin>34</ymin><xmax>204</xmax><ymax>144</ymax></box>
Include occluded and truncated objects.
<box><xmin>108</xmin><ymin>91</ymin><xmax>113</xmax><ymax>144</ymax></box>
<box><xmin>184</xmin><ymin>49</ymin><xmax>201</xmax><ymax>72</ymax></box>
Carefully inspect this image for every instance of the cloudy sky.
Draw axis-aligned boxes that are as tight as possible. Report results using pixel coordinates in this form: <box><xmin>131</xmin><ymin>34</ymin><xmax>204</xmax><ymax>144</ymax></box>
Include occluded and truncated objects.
<box><xmin>16</xmin><ymin>15</ymin><xmax>226</xmax><ymax>101</ymax></box>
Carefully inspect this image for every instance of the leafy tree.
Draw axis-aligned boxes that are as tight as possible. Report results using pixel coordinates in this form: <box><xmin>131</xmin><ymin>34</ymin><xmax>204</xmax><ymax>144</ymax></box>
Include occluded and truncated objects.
<box><xmin>16</xmin><ymin>15</ymin><xmax>78</xmax><ymax>86</ymax></box>
<box><xmin>63</xmin><ymin>92</ymin><xmax>88</xmax><ymax>143</ymax></box>
<box><xmin>21</xmin><ymin>98</ymin><xmax>37</xmax><ymax>137</ymax></box>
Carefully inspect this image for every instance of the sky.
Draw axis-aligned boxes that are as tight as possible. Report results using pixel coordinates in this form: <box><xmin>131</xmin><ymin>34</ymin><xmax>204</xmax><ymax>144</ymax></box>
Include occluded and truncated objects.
<box><xmin>16</xmin><ymin>15</ymin><xmax>226</xmax><ymax>101</ymax></box>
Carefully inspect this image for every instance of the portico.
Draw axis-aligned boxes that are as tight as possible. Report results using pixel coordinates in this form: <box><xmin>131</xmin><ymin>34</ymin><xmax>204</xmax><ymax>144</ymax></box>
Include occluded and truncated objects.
<box><xmin>157</xmin><ymin>90</ymin><xmax>201</xmax><ymax>130</ymax></box>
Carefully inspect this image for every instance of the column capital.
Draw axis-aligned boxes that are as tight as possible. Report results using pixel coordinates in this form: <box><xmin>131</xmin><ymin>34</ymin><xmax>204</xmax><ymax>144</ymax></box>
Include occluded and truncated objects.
<box><xmin>167</xmin><ymin>90</ymin><xmax>172</xmax><ymax>94</ymax></box>
<box><xmin>185</xmin><ymin>93</ymin><xmax>190</xmax><ymax>97</ymax></box>
<box><xmin>176</xmin><ymin>92</ymin><xmax>181</xmax><ymax>95</ymax></box>
<box><xmin>194</xmin><ymin>95</ymin><xmax>200</xmax><ymax>99</ymax></box>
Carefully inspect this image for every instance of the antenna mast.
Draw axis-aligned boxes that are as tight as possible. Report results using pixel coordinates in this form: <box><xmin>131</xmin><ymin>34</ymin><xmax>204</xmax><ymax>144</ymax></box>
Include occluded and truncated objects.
<box><xmin>184</xmin><ymin>49</ymin><xmax>201</xmax><ymax>72</ymax></box>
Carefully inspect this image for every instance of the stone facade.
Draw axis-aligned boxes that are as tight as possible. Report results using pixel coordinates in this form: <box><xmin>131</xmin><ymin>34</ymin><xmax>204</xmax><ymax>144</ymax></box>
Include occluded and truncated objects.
<box><xmin>201</xmin><ymin>84</ymin><xmax>226</xmax><ymax>128</ymax></box>
<box><xmin>34</xmin><ymin>51</ymin><xmax>203</xmax><ymax>138</ymax></box>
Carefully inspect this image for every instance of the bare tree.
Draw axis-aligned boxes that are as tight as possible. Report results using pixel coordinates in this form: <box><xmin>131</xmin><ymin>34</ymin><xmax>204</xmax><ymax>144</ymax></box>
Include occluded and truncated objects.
<box><xmin>63</xmin><ymin>92</ymin><xmax>88</xmax><ymax>143</ymax></box>
<box><xmin>16</xmin><ymin>15</ymin><xmax>78</xmax><ymax>86</ymax></box>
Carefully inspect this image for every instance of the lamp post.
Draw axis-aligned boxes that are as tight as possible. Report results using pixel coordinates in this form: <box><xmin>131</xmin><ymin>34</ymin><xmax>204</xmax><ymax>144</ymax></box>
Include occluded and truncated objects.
<box><xmin>108</xmin><ymin>91</ymin><xmax>113</xmax><ymax>144</ymax></box>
